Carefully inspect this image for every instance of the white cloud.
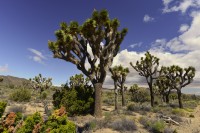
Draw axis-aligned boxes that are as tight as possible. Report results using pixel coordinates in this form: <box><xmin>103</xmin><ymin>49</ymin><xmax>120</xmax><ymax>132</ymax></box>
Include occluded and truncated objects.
<box><xmin>143</xmin><ymin>14</ymin><xmax>154</xmax><ymax>22</ymax></box>
<box><xmin>129</xmin><ymin>42</ymin><xmax>142</xmax><ymax>48</ymax></box>
<box><xmin>166</xmin><ymin>12</ymin><xmax>200</xmax><ymax>52</ymax></box>
<box><xmin>103</xmin><ymin>49</ymin><xmax>200</xmax><ymax>89</ymax></box>
<box><xmin>179</xmin><ymin>24</ymin><xmax>190</xmax><ymax>33</ymax></box>
<box><xmin>0</xmin><ymin>64</ymin><xmax>8</xmax><ymax>72</ymax></box>
<box><xmin>151</xmin><ymin>39</ymin><xmax>167</xmax><ymax>52</ymax></box>
<box><xmin>163</xmin><ymin>0</ymin><xmax>173</xmax><ymax>6</ymax></box>
<box><xmin>163</xmin><ymin>0</ymin><xmax>200</xmax><ymax>13</ymax></box>
<box><xmin>28</xmin><ymin>48</ymin><xmax>47</xmax><ymax>64</ymax></box>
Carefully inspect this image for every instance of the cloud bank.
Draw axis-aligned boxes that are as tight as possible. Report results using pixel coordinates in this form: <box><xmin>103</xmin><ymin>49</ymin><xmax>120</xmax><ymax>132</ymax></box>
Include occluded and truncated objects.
<box><xmin>103</xmin><ymin>1</ymin><xmax>200</xmax><ymax>89</ymax></box>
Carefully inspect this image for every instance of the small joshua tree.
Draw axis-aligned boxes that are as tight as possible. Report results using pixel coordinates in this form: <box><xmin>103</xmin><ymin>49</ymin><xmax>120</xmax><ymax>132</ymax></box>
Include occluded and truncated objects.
<box><xmin>48</xmin><ymin>10</ymin><xmax>128</xmax><ymax>117</ymax></box>
<box><xmin>129</xmin><ymin>84</ymin><xmax>140</xmax><ymax>102</ymax></box>
<box><xmin>109</xmin><ymin>67</ymin><xmax>119</xmax><ymax>111</ymax></box>
<box><xmin>110</xmin><ymin>65</ymin><xmax>129</xmax><ymax>108</ymax></box>
<box><xmin>130</xmin><ymin>51</ymin><xmax>159</xmax><ymax>107</ymax></box>
<box><xmin>30</xmin><ymin>74</ymin><xmax>52</xmax><ymax>114</ymax></box>
<box><xmin>160</xmin><ymin>65</ymin><xmax>195</xmax><ymax>108</ymax></box>
<box><xmin>154</xmin><ymin>76</ymin><xmax>171</xmax><ymax>104</ymax></box>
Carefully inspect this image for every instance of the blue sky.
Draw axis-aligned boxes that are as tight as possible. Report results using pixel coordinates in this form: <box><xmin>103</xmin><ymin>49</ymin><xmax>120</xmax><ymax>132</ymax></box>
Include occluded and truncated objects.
<box><xmin>0</xmin><ymin>0</ymin><xmax>200</xmax><ymax>90</ymax></box>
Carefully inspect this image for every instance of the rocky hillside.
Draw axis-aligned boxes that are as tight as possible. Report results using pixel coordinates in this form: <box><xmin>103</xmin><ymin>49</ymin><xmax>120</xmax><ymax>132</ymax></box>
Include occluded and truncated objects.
<box><xmin>0</xmin><ymin>75</ymin><xmax>29</xmax><ymax>87</ymax></box>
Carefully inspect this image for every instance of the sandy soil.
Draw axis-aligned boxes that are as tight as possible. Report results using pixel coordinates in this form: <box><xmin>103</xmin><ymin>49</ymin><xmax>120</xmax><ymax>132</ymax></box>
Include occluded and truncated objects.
<box><xmin>174</xmin><ymin>105</ymin><xmax>200</xmax><ymax>133</ymax></box>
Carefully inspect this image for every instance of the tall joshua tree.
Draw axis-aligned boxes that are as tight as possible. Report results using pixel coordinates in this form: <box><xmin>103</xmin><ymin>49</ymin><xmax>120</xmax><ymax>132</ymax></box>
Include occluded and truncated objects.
<box><xmin>130</xmin><ymin>51</ymin><xmax>159</xmax><ymax>107</ymax></box>
<box><xmin>48</xmin><ymin>10</ymin><xmax>128</xmax><ymax>117</ymax></box>
<box><xmin>161</xmin><ymin>65</ymin><xmax>195</xmax><ymax>108</ymax></box>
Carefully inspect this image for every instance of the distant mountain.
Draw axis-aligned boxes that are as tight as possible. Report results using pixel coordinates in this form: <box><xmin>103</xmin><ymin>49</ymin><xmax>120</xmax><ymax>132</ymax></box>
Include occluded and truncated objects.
<box><xmin>0</xmin><ymin>75</ymin><xmax>29</xmax><ymax>87</ymax></box>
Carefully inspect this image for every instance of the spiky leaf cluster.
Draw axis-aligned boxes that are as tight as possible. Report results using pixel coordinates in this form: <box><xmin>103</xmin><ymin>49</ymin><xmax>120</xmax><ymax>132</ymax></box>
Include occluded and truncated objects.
<box><xmin>154</xmin><ymin>75</ymin><xmax>171</xmax><ymax>93</ymax></box>
<box><xmin>130</xmin><ymin>51</ymin><xmax>159</xmax><ymax>80</ymax></box>
<box><xmin>48</xmin><ymin>9</ymin><xmax>128</xmax><ymax>83</ymax></box>
<box><xmin>70</xmin><ymin>74</ymin><xmax>85</xmax><ymax>88</ymax></box>
<box><xmin>29</xmin><ymin>74</ymin><xmax>52</xmax><ymax>93</ymax></box>
<box><xmin>129</xmin><ymin>84</ymin><xmax>139</xmax><ymax>94</ymax></box>
<box><xmin>109</xmin><ymin>65</ymin><xmax>129</xmax><ymax>86</ymax></box>
<box><xmin>160</xmin><ymin>65</ymin><xmax>195</xmax><ymax>89</ymax></box>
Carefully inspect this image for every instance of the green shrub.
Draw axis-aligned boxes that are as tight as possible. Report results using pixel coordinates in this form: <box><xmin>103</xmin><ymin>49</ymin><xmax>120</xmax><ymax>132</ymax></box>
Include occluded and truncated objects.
<box><xmin>172</xmin><ymin>108</ymin><xmax>186</xmax><ymax>116</ymax></box>
<box><xmin>127</xmin><ymin>103</ymin><xmax>140</xmax><ymax>112</ymax></box>
<box><xmin>184</xmin><ymin>100</ymin><xmax>198</xmax><ymax>109</ymax></box>
<box><xmin>130</xmin><ymin>88</ymin><xmax>150</xmax><ymax>103</ymax></box>
<box><xmin>40</xmin><ymin>108</ymin><xmax>76</xmax><ymax>133</ymax></box>
<box><xmin>9</xmin><ymin>88</ymin><xmax>31</xmax><ymax>102</ymax></box>
<box><xmin>139</xmin><ymin>117</ymin><xmax>166</xmax><ymax>133</ymax></box>
<box><xmin>41</xmin><ymin>115</ymin><xmax>76</xmax><ymax>132</ymax></box>
<box><xmin>151</xmin><ymin>121</ymin><xmax>165</xmax><ymax>133</ymax></box>
<box><xmin>0</xmin><ymin>101</ymin><xmax>7</xmax><ymax>118</ymax></box>
<box><xmin>17</xmin><ymin>112</ymin><xmax>42</xmax><ymax>133</ymax></box>
<box><xmin>53</xmin><ymin>84</ymin><xmax>94</xmax><ymax>116</ymax></box>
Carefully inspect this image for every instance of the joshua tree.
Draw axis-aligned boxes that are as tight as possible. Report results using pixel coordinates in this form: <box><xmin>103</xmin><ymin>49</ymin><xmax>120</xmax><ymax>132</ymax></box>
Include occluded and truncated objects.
<box><xmin>130</xmin><ymin>51</ymin><xmax>159</xmax><ymax>107</ymax></box>
<box><xmin>29</xmin><ymin>74</ymin><xmax>52</xmax><ymax>115</ymax></box>
<box><xmin>161</xmin><ymin>65</ymin><xmax>195</xmax><ymax>108</ymax></box>
<box><xmin>109</xmin><ymin>67</ymin><xmax>119</xmax><ymax>111</ymax></box>
<box><xmin>110</xmin><ymin>65</ymin><xmax>129</xmax><ymax>107</ymax></box>
<box><xmin>129</xmin><ymin>84</ymin><xmax>140</xmax><ymax>102</ymax></box>
<box><xmin>117</xmin><ymin>65</ymin><xmax>129</xmax><ymax>107</ymax></box>
<box><xmin>69</xmin><ymin>74</ymin><xmax>85</xmax><ymax>88</ymax></box>
<box><xmin>154</xmin><ymin>76</ymin><xmax>172</xmax><ymax>104</ymax></box>
<box><xmin>48</xmin><ymin>10</ymin><xmax>128</xmax><ymax>117</ymax></box>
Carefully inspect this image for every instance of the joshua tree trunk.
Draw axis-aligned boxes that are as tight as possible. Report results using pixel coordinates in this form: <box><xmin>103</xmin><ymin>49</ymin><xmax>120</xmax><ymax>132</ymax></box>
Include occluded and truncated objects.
<box><xmin>121</xmin><ymin>83</ymin><xmax>125</xmax><ymax>107</ymax></box>
<box><xmin>114</xmin><ymin>82</ymin><xmax>119</xmax><ymax>111</ymax></box>
<box><xmin>93</xmin><ymin>82</ymin><xmax>102</xmax><ymax>118</ymax></box>
<box><xmin>148</xmin><ymin>79</ymin><xmax>154</xmax><ymax>107</ymax></box>
<box><xmin>165</xmin><ymin>95</ymin><xmax>169</xmax><ymax>104</ymax></box>
<box><xmin>150</xmin><ymin>86</ymin><xmax>154</xmax><ymax>107</ymax></box>
<box><xmin>166</xmin><ymin>89</ymin><xmax>171</xmax><ymax>104</ymax></box>
<box><xmin>162</xmin><ymin>95</ymin><xmax>166</xmax><ymax>103</ymax></box>
<box><xmin>177</xmin><ymin>89</ymin><xmax>183</xmax><ymax>108</ymax></box>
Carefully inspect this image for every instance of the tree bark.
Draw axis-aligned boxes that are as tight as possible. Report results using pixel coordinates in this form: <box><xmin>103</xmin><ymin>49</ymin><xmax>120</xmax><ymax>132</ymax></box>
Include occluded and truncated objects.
<box><xmin>177</xmin><ymin>89</ymin><xmax>183</xmax><ymax>108</ymax></box>
<box><xmin>165</xmin><ymin>95</ymin><xmax>169</xmax><ymax>104</ymax></box>
<box><xmin>94</xmin><ymin>82</ymin><xmax>102</xmax><ymax>118</ymax></box>
<box><xmin>121</xmin><ymin>83</ymin><xmax>126</xmax><ymax>107</ymax></box>
<box><xmin>147</xmin><ymin>78</ymin><xmax>154</xmax><ymax>107</ymax></box>
<box><xmin>150</xmin><ymin>86</ymin><xmax>154</xmax><ymax>107</ymax></box>
<box><xmin>165</xmin><ymin>90</ymin><xmax>170</xmax><ymax>104</ymax></box>
<box><xmin>162</xmin><ymin>94</ymin><xmax>166</xmax><ymax>103</ymax></box>
<box><xmin>114</xmin><ymin>82</ymin><xmax>118</xmax><ymax>111</ymax></box>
